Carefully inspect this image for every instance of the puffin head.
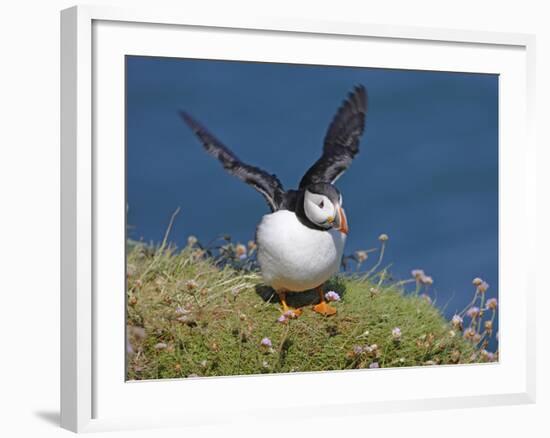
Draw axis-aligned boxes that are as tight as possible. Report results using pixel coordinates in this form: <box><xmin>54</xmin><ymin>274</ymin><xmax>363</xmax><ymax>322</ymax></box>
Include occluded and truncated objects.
<box><xmin>303</xmin><ymin>183</ymin><xmax>348</xmax><ymax>235</ymax></box>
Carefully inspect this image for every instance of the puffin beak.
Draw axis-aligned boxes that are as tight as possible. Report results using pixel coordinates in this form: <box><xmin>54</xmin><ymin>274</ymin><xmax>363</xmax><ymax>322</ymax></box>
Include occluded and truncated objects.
<box><xmin>332</xmin><ymin>207</ymin><xmax>349</xmax><ymax>235</ymax></box>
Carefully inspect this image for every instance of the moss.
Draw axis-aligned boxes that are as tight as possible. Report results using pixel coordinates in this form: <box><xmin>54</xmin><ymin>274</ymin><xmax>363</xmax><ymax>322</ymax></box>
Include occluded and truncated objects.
<box><xmin>126</xmin><ymin>242</ymin><xmax>478</xmax><ymax>380</ymax></box>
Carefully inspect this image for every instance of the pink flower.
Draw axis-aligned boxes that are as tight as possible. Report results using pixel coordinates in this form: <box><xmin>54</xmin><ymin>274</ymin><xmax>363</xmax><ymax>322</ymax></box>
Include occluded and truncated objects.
<box><xmin>391</xmin><ymin>327</ymin><xmax>402</xmax><ymax>340</ymax></box>
<box><xmin>260</xmin><ymin>337</ymin><xmax>272</xmax><ymax>348</ymax></box>
<box><xmin>325</xmin><ymin>291</ymin><xmax>341</xmax><ymax>302</ymax></box>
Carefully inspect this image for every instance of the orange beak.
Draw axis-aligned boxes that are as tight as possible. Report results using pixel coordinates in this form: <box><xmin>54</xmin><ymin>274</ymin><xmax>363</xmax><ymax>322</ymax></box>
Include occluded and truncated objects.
<box><xmin>335</xmin><ymin>207</ymin><xmax>348</xmax><ymax>235</ymax></box>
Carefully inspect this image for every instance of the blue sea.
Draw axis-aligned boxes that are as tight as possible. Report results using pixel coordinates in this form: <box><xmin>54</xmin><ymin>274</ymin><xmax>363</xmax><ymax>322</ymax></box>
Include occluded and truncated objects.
<box><xmin>126</xmin><ymin>56</ymin><xmax>499</xmax><ymax>345</ymax></box>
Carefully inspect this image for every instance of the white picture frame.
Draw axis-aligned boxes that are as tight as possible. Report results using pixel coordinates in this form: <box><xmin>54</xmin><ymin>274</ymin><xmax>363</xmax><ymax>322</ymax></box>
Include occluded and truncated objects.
<box><xmin>60</xmin><ymin>4</ymin><xmax>536</xmax><ymax>433</ymax></box>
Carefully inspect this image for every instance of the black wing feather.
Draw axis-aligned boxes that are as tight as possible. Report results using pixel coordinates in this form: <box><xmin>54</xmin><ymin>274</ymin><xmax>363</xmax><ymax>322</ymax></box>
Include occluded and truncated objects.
<box><xmin>179</xmin><ymin>111</ymin><xmax>285</xmax><ymax>212</ymax></box>
<box><xmin>299</xmin><ymin>85</ymin><xmax>367</xmax><ymax>188</ymax></box>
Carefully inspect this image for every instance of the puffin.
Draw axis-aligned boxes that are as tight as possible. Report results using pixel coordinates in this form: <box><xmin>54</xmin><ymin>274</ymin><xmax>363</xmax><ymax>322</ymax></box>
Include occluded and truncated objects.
<box><xmin>180</xmin><ymin>85</ymin><xmax>367</xmax><ymax>317</ymax></box>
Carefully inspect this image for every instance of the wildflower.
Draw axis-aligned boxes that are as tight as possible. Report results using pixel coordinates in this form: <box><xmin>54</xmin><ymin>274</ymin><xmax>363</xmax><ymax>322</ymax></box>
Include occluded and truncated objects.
<box><xmin>127</xmin><ymin>264</ymin><xmax>137</xmax><ymax>277</ymax></box>
<box><xmin>451</xmin><ymin>314</ymin><xmax>463</xmax><ymax>329</ymax></box>
<box><xmin>235</xmin><ymin>243</ymin><xmax>247</xmax><ymax>260</ymax></box>
<box><xmin>419</xmin><ymin>275</ymin><xmax>433</xmax><ymax>286</ymax></box>
<box><xmin>187</xmin><ymin>235</ymin><xmax>198</xmax><ymax>247</ymax></box>
<box><xmin>466</xmin><ymin>306</ymin><xmax>480</xmax><ymax>319</ymax></box>
<box><xmin>352</xmin><ymin>345</ymin><xmax>364</xmax><ymax>355</ymax></box>
<box><xmin>185</xmin><ymin>279</ymin><xmax>198</xmax><ymax>291</ymax></box>
<box><xmin>283</xmin><ymin>310</ymin><xmax>301</xmax><ymax>319</ymax></box>
<box><xmin>260</xmin><ymin>337</ymin><xmax>273</xmax><ymax>348</ymax></box>
<box><xmin>372</xmin><ymin>346</ymin><xmax>381</xmax><ymax>358</ymax></box>
<box><xmin>369</xmin><ymin>362</ymin><xmax>380</xmax><ymax>369</ymax></box>
<box><xmin>355</xmin><ymin>250</ymin><xmax>368</xmax><ymax>263</ymax></box>
<box><xmin>472</xmin><ymin>277</ymin><xmax>483</xmax><ymax>286</ymax></box>
<box><xmin>154</xmin><ymin>342</ymin><xmax>168</xmax><ymax>350</ymax></box>
<box><xmin>473</xmin><ymin>333</ymin><xmax>482</xmax><ymax>343</ymax></box>
<box><xmin>247</xmin><ymin>240</ymin><xmax>257</xmax><ymax>251</ymax></box>
<box><xmin>277</xmin><ymin>314</ymin><xmax>288</xmax><ymax>324</ymax></box>
<box><xmin>486</xmin><ymin>298</ymin><xmax>498</xmax><ymax>310</ymax></box>
<box><xmin>325</xmin><ymin>291</ymin><xmax>341</xmax><ymax>302</ymax></box>
<box><xmin>411</xmin><ymin>269</ymin><xmax>425</xmax><ymax>279</ymax></box>
<box><xmin>391</xmin><ymin>327</ymin><xmax>402</xmax><ymax>340</ymax></box>
<box><xmin>126</xmin><ymin>339</ymin><xmax>134</xmax><ymax>355</ymax></box>
<box><xmin>175</xmin><ymin>306</ymin><xmax>190</xmax><ymax>315</ymax></box>
<box><xmin>463</xmin><ymin>327</ymin><xmax>476</xmax><ymax>340</ymax></box>
<box><xmin>378</xmin><ymin>233</ymin><xmax>389</xmax><ymax>242</ymax></box>
<box><xmin>477</xmin><ymin>281</ymin><xmax>490</xmax><ymax>293</ymax></box>
<box><xmin>484</xmin><ymin>321</ymin><xmax>493</xmax><ymax>331</ymax></box>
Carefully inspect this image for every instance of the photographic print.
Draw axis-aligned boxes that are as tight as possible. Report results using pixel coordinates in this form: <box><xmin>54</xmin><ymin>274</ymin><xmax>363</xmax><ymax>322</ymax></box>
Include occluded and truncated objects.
<box><xmin>125</xmin><ymin>56</ymin><xmax>499</xmax><ymax>380</ymax></box>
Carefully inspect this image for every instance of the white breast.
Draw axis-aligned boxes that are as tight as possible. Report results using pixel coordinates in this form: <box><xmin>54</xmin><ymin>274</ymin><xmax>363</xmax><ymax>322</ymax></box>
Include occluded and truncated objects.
<box><xmin>256</xmin><ymin>210</ymin><xmax>346</xmax><ymax>292</ymax></box>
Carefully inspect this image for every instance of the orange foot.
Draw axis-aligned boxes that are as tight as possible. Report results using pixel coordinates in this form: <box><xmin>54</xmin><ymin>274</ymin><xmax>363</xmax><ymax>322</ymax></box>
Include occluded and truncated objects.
<box><xmin>282</xmin><ymin>306</ymin><xmax>303</xmax><ymax>318</ymax></box>
<box><xmin>313</xmin><ymin>301</ymin><xmax>337</xmax><ymax>316</ymax></box>
<box><xmin>277</xmin><ymin>291</ymin><xmax>303</xmax><ymax>318</ymax></box>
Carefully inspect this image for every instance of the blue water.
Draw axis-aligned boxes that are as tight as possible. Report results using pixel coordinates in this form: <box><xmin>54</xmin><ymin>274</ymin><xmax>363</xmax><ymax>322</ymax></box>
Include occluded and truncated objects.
<box><xmin>126</xmin><ymin>56</ymin><xmax>499</xmax><ymax>342</ymax></box>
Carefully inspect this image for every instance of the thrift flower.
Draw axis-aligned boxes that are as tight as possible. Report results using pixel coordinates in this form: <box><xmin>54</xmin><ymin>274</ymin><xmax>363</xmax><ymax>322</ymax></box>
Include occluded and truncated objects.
<box><xmin>463</xmin><ymin>327</ymin><xmax>476</xmax><ymax>340</ymax></box>
<box><xmin>187</xmin><ymin>235</ymin><xmax>198</xmax><ymax>247</ymax></box>
<box><xmin>175</xmin><ymin>306</ymin><xmax>190</xmax><ymax>315</ymax></box>
<box><xmin>260</xmin><ymin>337</ymin><xmax>273</xmax><ymax>348</ymax></box>
<box><xmin>451</xmin><ymin>314</ymin><xmax>463</xmax><ymax>328</ymax></box>
<box><xmin>277</xmin><ymin>314</ymin><xmax>288</xmax><ymax>324</ymax></box>
<box><xmin>126</xmin><ymin>339</ymin><xmax>134</xmax><ymax>355</ymax></box>
<box><xmin>353</xmin><ymin>345</ymin><xmax>364</xmax><ymax>355</ymax></box>
<box><xmin>486</xmin><ymin>298</ymin><xmax>498</xmax><ymax>310</ymax></box>
<box><xmin>477</xmin><ymin>281</ymin><xmax>490</xmax><ymax>293</ymax></box>
<box><xmin>419</xmin><ymin>275</ymin><xmax>434</xmax><ymax>286</ymax></box>
<box><xmin>392</xmin><ymin>327</ymin><xmax>402</xmax><ymax>340</ymax></box>
<box><xmin>355</xmin><ymin>250</ymin><xmax>368</xmax><ymax>263</ymax></box>
<box><xmin>466</xmin><ymin>306</ymin><xmax>480</xmax><ymax>319</ymax></box>
<box><xmin>235</xmin><ymin>243</ymin><xmax>247</xmax><ymax>260</ymax></box>
<box><xmin>325</xmin><ymin>291</ymin><xmax>341</xmax><ymax>302</ymax></box>
<box><xmin>411</xmin><ymin>269</ymin><xmax>425</xmax><ymax>279</ymax></box>
<box><xmin>472</xmin><ymin>277</ymin><xmax>483</xmax><ymax>286</ymax></box>
<box><xmin>378</xmin><ymin>233</ymin><xmax>389</xmax><ymax>242</ymax></box>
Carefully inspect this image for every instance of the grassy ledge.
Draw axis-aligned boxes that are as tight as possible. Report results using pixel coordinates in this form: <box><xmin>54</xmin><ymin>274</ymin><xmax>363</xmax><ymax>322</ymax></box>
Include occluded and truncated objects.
<box><xmin>126</xmin><ymin>238</ymin><xmax>494</xmax><ymax>380</ymax></box>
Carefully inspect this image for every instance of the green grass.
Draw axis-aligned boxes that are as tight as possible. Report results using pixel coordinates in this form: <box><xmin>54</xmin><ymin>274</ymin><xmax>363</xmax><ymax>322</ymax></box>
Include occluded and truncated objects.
<box><xmin>126</xmin><ymin>241</ymin><xmax>484</xmax><ymax>380</ymax></box>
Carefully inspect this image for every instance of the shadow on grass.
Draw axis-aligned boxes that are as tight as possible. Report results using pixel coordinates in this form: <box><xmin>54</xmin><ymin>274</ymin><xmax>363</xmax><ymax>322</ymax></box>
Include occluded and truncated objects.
<box><xmin>254</xmin><ymin>277</ymin><xmax>348</xmax><ymax>308</ymax></box>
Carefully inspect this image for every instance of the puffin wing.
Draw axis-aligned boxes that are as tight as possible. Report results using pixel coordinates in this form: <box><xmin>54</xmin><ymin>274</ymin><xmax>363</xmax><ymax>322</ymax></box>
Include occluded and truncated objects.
<box><xmin>299</xmin><ymin>85</ymin><xmax>367</xmax><ymax>188</ymax></box>
<box><xmin>180</xmin><ymin>111</ymin><xmax>285</xmax><ymax>212</ymax></box>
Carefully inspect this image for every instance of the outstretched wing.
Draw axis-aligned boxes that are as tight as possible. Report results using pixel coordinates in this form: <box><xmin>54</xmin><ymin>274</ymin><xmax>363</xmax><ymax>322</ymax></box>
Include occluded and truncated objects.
<box><xmin>299</xmin><ymin>85</ymin><xmax>367</xmax><ymax>189</ymax></box>
<box><xmin>179</xmin><ymin>111</ymin><xmax>285</xmax><ymax>212</ymax></box>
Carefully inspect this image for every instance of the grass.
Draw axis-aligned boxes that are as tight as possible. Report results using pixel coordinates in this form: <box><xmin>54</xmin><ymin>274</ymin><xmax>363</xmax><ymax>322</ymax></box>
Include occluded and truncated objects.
<box><xmin>126</xmin><ymin>238</ymin><xmax>491</xmax><ymax>380</ymax></box>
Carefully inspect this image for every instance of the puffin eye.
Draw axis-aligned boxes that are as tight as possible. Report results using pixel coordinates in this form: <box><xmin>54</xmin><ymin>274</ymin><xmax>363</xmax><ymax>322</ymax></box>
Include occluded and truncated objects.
<box><xmin>318</xmin><ymin>200</ymin><xmax>324</xmax><ymax>209</ymax></box>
